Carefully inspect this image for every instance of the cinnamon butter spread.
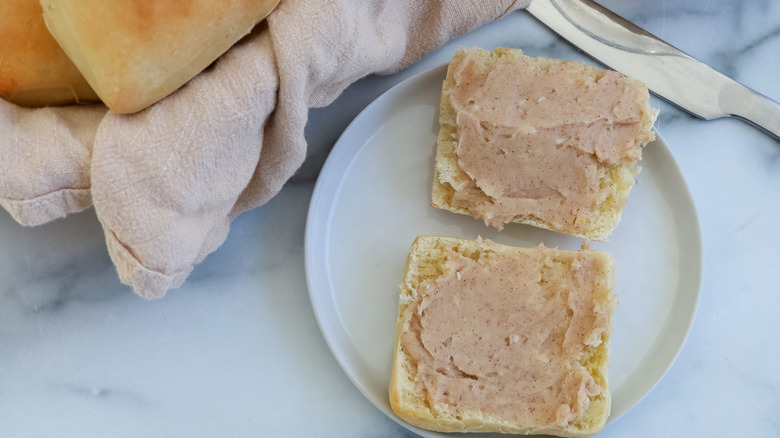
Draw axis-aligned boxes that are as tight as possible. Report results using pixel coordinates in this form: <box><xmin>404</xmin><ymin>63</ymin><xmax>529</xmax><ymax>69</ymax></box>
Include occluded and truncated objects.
<box><xmin>448</xmin><ymin>54</ymin><xmax>651</xmax><ymax>231</ymax></box>
<box><xmin>400</xmin><ymin>246</ymin><xmax>614</xmax><ymax>428</ymax></box>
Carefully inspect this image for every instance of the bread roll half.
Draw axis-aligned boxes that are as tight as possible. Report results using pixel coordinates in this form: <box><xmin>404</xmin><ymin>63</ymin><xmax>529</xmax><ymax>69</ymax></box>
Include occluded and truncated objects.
<box><xmin>432</xmin><ymin>48</ymin><xmax>658</xmax><ymax>241</ymax></box>
<box><xmin>390</xmin><ymin>235</ymin><xmax>616</xmax><ymax>436</ymax></box>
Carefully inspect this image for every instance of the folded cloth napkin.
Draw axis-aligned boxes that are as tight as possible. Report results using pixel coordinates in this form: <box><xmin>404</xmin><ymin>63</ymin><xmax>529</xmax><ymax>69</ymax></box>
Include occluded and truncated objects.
<box><xmin>0</xmin><ymin>0</ymin><xmax>530</xmax><ymax>299</ymax></box>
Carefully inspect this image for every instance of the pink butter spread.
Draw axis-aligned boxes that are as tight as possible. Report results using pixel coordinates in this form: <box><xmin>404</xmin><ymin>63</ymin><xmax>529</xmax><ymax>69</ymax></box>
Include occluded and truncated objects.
<box><xmin>401</xmin><ymin>246</ymin><xmax>615</xmax><ymax>428</ymax></box>
<box><xmin>448</xmin><ymin>54</ymin><xmax>652</xmax><ymax>230</ymax></box>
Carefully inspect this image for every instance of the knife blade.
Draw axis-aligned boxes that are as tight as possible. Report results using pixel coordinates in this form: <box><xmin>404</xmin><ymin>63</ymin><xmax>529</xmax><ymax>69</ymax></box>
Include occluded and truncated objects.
<box><xmin>526</xmin><ymin>0</ymin><xmax>780</xmax><ymax>141</ymax></box>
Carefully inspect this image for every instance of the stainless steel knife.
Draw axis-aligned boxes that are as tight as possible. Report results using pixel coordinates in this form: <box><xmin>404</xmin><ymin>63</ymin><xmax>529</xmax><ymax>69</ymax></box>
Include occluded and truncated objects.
<box><xmin>526</xmin><ymin>0</ymin><xmax>780</xmax><ymax>141</ymax></box>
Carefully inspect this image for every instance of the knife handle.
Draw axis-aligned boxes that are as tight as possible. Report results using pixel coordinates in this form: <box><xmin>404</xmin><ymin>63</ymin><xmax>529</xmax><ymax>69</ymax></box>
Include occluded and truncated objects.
<box><xmin>720</xmin><ymin>82</ymin><xmax>780</xmax><ymax>141</ymax></box>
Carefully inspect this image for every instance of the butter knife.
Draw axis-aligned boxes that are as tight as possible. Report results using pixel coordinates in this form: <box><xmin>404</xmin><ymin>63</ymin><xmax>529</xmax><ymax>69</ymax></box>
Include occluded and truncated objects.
<box><xmin>526</xmin><ymin>0</ymin><xmax>780</xmax><ymax>141</ymax></box>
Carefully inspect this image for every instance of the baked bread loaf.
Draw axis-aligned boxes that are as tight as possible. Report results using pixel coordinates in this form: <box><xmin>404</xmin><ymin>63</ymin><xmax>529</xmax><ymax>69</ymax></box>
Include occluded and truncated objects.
<box><xmin>432</xmin><ymin>48</ymin><xmax>658</xmax><ymax>241</ymax></box>
<box><xmin>0</xmin><ymin>0</ymin><xmax>99</xmax><ymax>107</ymax></box>
<box><xmin>389</xmin><ymin>235</ymin><xmax>616</xmax><ymax>436</ymax></box>
<box><xmin>39</xmin><ymin>0</ymin><xmax>279</xmax><ymax>113</ymax></box>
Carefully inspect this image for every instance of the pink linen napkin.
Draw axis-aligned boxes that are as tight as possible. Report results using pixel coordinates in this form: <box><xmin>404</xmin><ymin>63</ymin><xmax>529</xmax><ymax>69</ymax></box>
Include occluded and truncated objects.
<box><xmin>0</xmin><ymin>0</ymin><xmax>531</xmax><ymax>299</ymax></box>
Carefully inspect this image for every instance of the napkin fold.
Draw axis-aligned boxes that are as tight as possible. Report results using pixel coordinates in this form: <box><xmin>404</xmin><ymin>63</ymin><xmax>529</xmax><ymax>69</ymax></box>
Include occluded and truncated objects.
<box><xmin>0</xmin><ymin>0</ymin><xmax>530</xmax><ymax>298</ymax></box>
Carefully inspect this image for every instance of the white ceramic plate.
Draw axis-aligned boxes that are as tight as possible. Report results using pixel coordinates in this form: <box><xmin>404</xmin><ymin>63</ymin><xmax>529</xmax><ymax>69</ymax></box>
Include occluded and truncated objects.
<box><xmin>305</xmin><ymin>64</ymin><xmax>702</xmax><ymax>437</ymax></box>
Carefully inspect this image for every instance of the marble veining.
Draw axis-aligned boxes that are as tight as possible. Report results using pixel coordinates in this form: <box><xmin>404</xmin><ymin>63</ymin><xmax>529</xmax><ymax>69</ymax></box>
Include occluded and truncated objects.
<box><xmin>2</xmin><ymin>1</ymin><xmax>780</xmax><ymax>437</ymax></box>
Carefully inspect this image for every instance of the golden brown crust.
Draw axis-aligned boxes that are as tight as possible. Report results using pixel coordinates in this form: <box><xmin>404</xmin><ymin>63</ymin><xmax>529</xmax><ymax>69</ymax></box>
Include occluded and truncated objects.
<box><xmin>0</xmin><ymin>0</ymin><xmax>99</xmax><ymax>107</ymax></box>
<box><xmin>39</xmin><ymin>0</ymin><xmax>279</xmax><ymax>113</ymax></box>
<box><xmin>389</xmin><ymin>235</ymin><xmax>615</xmax><ymax>436</ymax></box>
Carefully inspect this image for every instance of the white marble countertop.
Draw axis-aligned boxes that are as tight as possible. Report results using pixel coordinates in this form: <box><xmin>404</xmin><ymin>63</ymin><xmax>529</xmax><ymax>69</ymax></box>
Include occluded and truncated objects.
<box><xmin>2</xmin><ymin>1</ymin><xmax>779</xmax><ymax>437</ymax></box>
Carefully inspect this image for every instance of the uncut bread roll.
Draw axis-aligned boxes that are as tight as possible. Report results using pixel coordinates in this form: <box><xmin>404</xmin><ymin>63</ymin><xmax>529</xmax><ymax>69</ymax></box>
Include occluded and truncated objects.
<box><xmin>39</xmin><ymin>0</ymin><xmax>280</xmax><ymax>114</ymax></box>
<box><xmin>389</xmin><ymin>235</ymin><xmax>616</xmax><ymax>436</ymax></box>
<box><xmin>0</xmin><ymin>0</ymin><xmax>99</xmax><ymax>107</ymax></box>
<box><xmin>432</xmin><ymin>48</ymin><xmax>658</xmax><ymax>241</ymax></box>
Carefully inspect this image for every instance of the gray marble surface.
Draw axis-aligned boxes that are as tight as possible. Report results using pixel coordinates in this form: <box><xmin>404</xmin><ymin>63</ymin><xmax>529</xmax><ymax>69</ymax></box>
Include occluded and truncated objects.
<box><xmin>2</xmin><ymin>1</ymin><xmax>779</xmax><ymax>437</ymax></box>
